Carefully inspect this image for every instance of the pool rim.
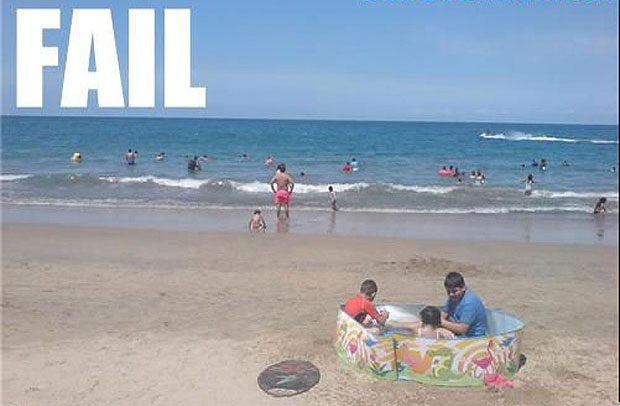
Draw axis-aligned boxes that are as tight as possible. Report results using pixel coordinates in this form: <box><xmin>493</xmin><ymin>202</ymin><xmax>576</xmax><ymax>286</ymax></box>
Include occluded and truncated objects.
<box><xmin>342</xmin><ymin>302</ymin><xmax>526</xmax><ymax>339</ymax></box>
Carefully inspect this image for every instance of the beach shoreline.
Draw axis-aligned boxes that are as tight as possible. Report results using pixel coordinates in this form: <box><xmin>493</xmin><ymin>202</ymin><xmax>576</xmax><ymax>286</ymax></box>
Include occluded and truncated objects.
<box><xmin>2</xmin><ymin>222</ymin><xmax>618</xmax><ymax>405</ymax></box>
<box><xmin>2</xmin><ymin>203</ymin><xmax>618</xmax><ymax>246</ymax></box>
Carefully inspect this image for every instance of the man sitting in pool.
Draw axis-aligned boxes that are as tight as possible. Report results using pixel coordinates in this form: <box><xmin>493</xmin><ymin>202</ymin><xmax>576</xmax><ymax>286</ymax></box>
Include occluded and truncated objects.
<box><xmin>440</xmin><ymin>272</ymin><xmax>487</xmax><ymax>337</ymax></box>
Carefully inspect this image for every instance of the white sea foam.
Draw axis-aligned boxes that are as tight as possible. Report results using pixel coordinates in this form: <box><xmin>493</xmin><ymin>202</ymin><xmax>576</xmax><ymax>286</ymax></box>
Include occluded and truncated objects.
<box><xmin>0</xmin><ymin>174</ymin><xmax>33</xmax><ymax>181</ymax></box>
<box><xmin>386</xmin><ymin>184</ymin><xmax>457</xmax><ymax>194</ymax></box>
<box><xmin>228</xmin><ymin>180</ymin><xmax>272</xmax><ymax>193</ymax></box>
<box><xmin>99</xmin><ymin>176</ymin><xmax>210</xmax><ymax>189</ymax></box>
<box><xmin>2</xmin><ymin>196</ymin><xmax>598</xmax><ymax>215</ymax></box>
<box><xmin>480</xmin><ymin>132</ymin><xmax>618</xmax><ymax>144</ymax></box>
<box><xmin>532</xmin><ymin>190</ymin><xmax>619</xmax><ymax>200</ymax></box>
<box><xmin>340</xmin><ymin>206</ymin><xmax>594</xmax><ymax>214</ymax></box>
<box><xmin>229</xmin><ymin>180</ymin><xmax>458</xmax><ymax>194</ymax></box>
<box><xmin>229</xmin><ymin>181</ymin><xmax>371</xmax><ymax>194</ymax></box>
<box><xmin>590</xmin><ymin>140</ymin><xmax>619</xmax><ymax>144</ymax></box>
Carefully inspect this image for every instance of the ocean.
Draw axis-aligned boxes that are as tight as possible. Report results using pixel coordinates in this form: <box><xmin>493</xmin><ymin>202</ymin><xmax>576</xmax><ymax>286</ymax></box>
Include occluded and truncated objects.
<box><xmin>1</xmin><ymin>116</ymin><xmax>617</xmax><ymax>215</ymax></box>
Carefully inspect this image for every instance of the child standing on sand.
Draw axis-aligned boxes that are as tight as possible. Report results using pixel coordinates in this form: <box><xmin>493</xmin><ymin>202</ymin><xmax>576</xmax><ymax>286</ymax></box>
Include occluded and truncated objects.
<box><xmin>328</xmin><ymin>186</ymin><xmax>338</xmax><ymax>211</ymax></box>
<box><xmin>248</xmin><ymin>210</ymin><xmax>266</xmax><ymax>232</ymax></box>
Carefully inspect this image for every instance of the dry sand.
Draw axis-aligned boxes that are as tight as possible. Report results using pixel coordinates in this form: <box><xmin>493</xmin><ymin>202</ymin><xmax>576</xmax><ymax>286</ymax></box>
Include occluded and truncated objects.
<box><xmin>1</xmin><ymin>223</ymin><xmax>618</xmax><ymax>405</ymax></box>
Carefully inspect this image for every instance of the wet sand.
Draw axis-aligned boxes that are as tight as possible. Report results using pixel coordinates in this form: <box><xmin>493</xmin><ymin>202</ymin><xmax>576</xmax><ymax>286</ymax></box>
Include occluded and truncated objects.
<box><xmin>1</xmin><ymin>223</ymin><xmax>618</xmax><ymax>405</ymax></box>
<box><xmin>3</xmin><ymin>204</ymin><xmax>618</xmax><ymax>245</ymax></box>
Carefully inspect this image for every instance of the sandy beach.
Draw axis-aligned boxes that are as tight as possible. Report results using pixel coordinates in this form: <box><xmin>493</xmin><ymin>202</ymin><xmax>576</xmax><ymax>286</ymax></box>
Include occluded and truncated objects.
<box><xmin>1</xmin><ymin>222</ymin><xmax>617</xmax><ymax>405</ymax></box>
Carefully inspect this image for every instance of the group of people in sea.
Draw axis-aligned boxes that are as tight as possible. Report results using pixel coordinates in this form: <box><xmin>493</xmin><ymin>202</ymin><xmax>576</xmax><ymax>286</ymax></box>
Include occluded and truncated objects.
<box><xmin>522</xmin><ymin>158</ymin><xmax>548</xmax><ymax>171</ymax></box>
<box><xmin>437</xmin><ymin>165</ymin><xmax>460</xmax><ymax>178</ymax></box>
<box><xmin>434</xmin><ymin>157</ymin><xmax>612</xmax><ymax>211</ymax></box>
<box><xmin>438</xmin><ymin>166</ymin><xmax>486</xmax><ymax>185</ymax></box>
<box><xmin>344</xmin><ymin>272</ymin><xmax>487</xmax><ymax>339</ymax></box>
<box><xmin>341</xmin><ymin>158</ymin><xmax>359</xmax><ymax>173</ymax></box>
<box><xmin>70</xmin><ymin>150</ymin><xmax>613</xmax><ymax>221</ymax></box>
<box><xmin>122</xmin><ymin>150</ymin><xmax>212</xmax><ymax>171</ymax></box>
<box><xmin>124</xmin><ymin>149</ymin><xmax>139</xmax><ymax>165</ymax></box>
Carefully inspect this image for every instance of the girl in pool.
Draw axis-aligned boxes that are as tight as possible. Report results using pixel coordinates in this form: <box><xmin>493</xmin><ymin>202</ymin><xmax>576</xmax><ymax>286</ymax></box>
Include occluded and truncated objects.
<box><xmin>416</xmin><ymin>306</ymin><xmax>455</xmax><ymax>339</ymax></box>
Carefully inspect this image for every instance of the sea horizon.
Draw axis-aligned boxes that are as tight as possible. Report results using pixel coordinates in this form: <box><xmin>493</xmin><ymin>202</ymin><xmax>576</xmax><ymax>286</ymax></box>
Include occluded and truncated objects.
<box><xmin>2</xmin><ymin>114</ymin><xmax>618</xmax><ymax>127</ymax></box>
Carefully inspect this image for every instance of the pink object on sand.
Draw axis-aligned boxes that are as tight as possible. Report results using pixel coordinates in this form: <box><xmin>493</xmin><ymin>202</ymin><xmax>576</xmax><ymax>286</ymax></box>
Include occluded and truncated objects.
<box><xmin>484</xmin><ymin>373</ymin><xmax>514</xmax><ymax>389</ymax></box>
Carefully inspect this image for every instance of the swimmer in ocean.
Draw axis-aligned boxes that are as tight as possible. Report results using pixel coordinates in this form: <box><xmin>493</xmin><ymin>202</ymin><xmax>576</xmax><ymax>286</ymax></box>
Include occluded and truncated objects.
<box><xmin>593</xmin><ymin>198</ymin><xmax>607</xmax><ymax>214</ymax></box>
<box><xmin>71</xmin><ymin>153</ymin><xmax>82</xmax><ymax>163</ymax></box>
<box><xmin>524</xmin><ymin>174</ymin><xmax>534</xmax><ymax>196</ymax></box>
<box><xmin>188</xmin><ymin>156</ymin><xmax>202</xmax><ymax>172</ymax></box>
<box><xmin>328</xmin><ymin>186</ymin><xmax>338</xmax><ymax>211</ymax></box>
<box><xmin>124</xmin><ymin>149</ymin><xmax>137</xmax><ymax>165</ymax></box>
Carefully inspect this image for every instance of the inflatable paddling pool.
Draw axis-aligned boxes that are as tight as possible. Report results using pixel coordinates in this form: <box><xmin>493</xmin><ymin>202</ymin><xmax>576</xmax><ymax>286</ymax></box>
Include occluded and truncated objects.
<box><xmin>335</xmin><ymin>303</ymin><xmax>524</xmax><ymax>386</ymax></box>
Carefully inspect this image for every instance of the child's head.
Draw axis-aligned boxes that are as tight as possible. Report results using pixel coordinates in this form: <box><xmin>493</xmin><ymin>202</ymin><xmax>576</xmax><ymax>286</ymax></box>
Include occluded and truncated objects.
<box><xmin>328</xmin><ymin>186</ymin><xmax>333</xmax><ymax>192</ymax></box>
<box><xmin>600</xmin><ymin>197</ymin><xmax>607</xmax><ymax>204</ymax></box>
<box><xmin>253</xmin><ymin>209</ymin><xmax>261</xmax><ymax>215</ymax></box>
<box><xmin>277</xmin><ymin>163</ymin><xmax>286</xmax><ymax>172</ymax></box>
<box><xmin>419</xmin><ymin>306</ymin><xmax>442</xmax><ymax>328</ymax></box>
<box><xmin>359</xmin><ymin>279</ymin><xmax>378</xmax><ymax>301</ymax></box>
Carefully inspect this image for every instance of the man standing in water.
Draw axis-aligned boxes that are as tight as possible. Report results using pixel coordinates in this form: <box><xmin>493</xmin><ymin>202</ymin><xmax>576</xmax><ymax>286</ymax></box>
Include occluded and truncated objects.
<box><xmin>270</xmin><ymin>163</ymin><xmax>295</xmax><ymax>219</ymax></box>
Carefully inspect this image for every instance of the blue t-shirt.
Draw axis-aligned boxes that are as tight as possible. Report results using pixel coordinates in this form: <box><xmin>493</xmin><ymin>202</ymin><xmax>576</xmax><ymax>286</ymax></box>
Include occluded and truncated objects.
<box><xmin>443</xmin><ymin>290</ymin><xmax>487</xmax><ymax>337</ymax></box>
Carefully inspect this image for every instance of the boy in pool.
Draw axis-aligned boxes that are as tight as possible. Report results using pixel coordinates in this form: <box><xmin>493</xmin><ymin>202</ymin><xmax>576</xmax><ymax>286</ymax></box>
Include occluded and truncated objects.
<box><xmin>344</xmin><ymin>280</ymin><xmax>389</xmax><ymax>328</ymax></box>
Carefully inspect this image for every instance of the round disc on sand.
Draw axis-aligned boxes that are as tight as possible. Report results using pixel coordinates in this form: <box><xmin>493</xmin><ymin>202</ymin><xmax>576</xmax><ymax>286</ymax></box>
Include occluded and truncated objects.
<box><xmin>257</xmin><ymin>360</ymin><xmax>320</xmax><ymax>397</ymax></box>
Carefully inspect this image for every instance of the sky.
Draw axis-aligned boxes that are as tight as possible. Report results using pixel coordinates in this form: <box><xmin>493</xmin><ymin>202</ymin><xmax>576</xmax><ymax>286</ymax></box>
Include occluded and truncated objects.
<box><xmin>1</xmin><ymin>0</ymin><xmax>618</xmax><ymax>124</ymax></box>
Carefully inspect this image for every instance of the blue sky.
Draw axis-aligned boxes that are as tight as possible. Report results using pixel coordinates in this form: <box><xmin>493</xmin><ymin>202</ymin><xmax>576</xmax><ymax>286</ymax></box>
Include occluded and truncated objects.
<box><xmin>2</xmin><ymin>0</ymin><xmax>618</xmax><ymax>124</ymax></box>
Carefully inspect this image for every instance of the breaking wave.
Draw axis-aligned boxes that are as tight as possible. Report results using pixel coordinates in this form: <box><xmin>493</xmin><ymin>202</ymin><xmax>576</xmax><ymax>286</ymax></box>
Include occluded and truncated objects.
<box><xmin>1</xmin><ymin>196</ymin><xmax>598</xmax><ymax>214</ymax></box>
<box><xmin>480</xmin><ymin>132</ymin><xmax>618</xmax><ymax>144</ymax></box>
<box><xmin>0</xmin><ymin>174</ymin><xmax>33</xmax><ymax>181</ymax></box>
<box><xmin>98</xmin><ymin>176</ymin><xmax>211</xmax><ymax>189</ymax></box>
<box><xmin>532</xmin><ymin>190</ymin><xmax>618</xmax><ymax>200</ymax></box>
